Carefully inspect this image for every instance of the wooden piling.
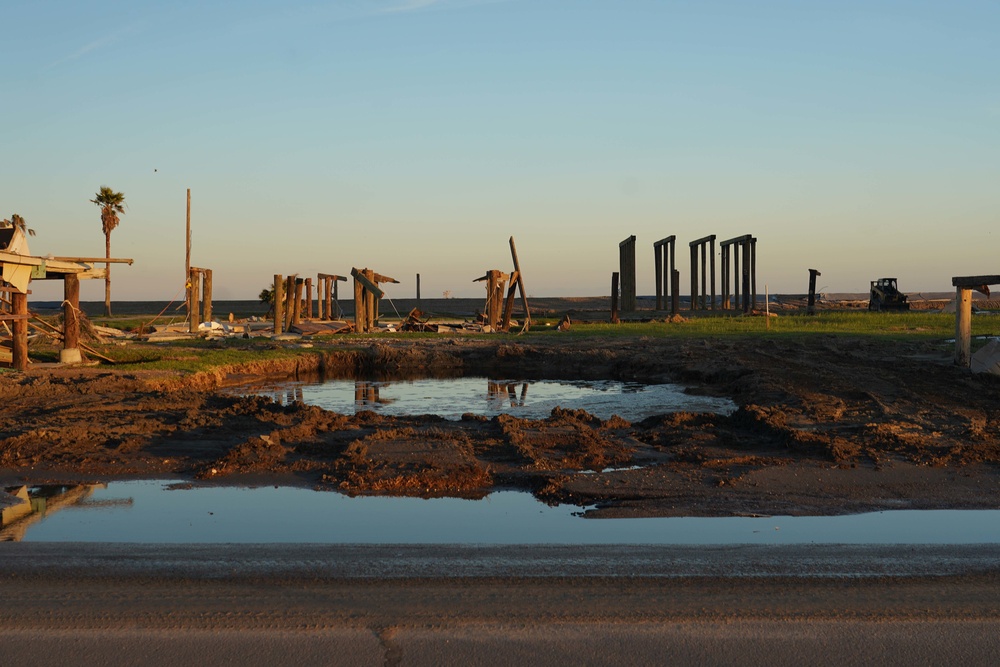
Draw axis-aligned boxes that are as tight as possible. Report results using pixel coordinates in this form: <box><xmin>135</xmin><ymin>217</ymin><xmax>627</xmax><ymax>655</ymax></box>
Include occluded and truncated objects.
<box><xmin>189</xmin><ymin>268</ymin><xmax>201</xmax><ymax>333</ymax></box>
<box><xmin>11</xmin><ymin>291</ymin><xmax>28</xmax><ymax>371</ymax></box>
<box><xmin>273</xmin><ymin>274</ymin><xmax>284</xmax><ymax>335</ymax></box>
<box><xmin>293</xmin><ymin>278</ymin><xmax>304</xmax><ymax>325</ymax></box>
<box><xmin>63</xmin><ymin>274</ymin><xmax>80</xmax><ymax>355</ymax></box>
<box><xmin>284</xmin><ymin>276</ymin><xmax>296</xmax><ymax>331</ymax></box>
<box><xmin>305</xmin><ymin>278</ymin><xmax>313</xmax><ymax>320</ymax></box>
<box><xmin>202</xmin><ymin>268</ymin><xmax>213</xmax><ymax>324</ymax></box>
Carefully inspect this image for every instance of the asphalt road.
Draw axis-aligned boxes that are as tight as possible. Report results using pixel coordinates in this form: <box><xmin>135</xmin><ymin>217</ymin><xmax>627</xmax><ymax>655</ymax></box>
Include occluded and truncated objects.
<box><xmin>2</xmin><ymin>543</ymin><xmax>999</xmax><ymax>666</ymax></box>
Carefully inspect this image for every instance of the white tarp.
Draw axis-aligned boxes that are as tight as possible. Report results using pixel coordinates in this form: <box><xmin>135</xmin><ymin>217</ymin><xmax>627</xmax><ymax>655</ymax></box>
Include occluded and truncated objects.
<box><xmin>970</xmin><ymin>338</ymin><xmax>1000</xmax><ymax>375</ymax></box>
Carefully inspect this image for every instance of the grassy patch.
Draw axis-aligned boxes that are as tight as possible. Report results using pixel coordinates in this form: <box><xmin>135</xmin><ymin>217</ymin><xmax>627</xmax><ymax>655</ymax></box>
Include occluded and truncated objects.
<box><xmin>529</xmin><ymin>312</ymin><xmax>997</xmax><ymax>340</ymax></box>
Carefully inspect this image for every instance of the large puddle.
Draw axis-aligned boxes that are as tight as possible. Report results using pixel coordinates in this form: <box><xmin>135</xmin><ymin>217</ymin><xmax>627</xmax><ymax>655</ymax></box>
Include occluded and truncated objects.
<box><xmin>5</xmin><ymin>482</ymin><xmax>999</xmax><ymax>545</ymax></box>
<box><xmin>252</xmin><ymin>377</ymin><xmax>735</xmax><ymax>420</ymax></box>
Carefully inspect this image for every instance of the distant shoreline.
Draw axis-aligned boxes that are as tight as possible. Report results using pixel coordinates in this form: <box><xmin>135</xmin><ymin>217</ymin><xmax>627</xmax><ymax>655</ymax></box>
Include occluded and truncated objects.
<box><xmin>27</xmin><ymin>292</ymin><xmax>966</xmax><ymax>319</ymax></box>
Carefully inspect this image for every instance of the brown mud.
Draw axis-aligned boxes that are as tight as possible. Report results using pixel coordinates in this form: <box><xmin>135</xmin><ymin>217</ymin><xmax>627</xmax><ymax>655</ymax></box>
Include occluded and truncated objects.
<box><xmin>2</xmin><ymin>335</ymin><xmax>999</xmax><ymax>517</ymax></box>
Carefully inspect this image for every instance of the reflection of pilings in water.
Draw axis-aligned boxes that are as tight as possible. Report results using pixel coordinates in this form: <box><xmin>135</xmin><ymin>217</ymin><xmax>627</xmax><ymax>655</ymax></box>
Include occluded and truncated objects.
<box><xmin>354</xmin><ymin>380</ymin><xmax>395</xmax><ymax>408</ymax></box>
<box><xmin>487</xmin><ymin>380</ymin><xmax>529</xmax><ymax>408</ymax></box>
<box><xmin>0</xmin><ymin>484</ymin><xmax>106</xmax><ymax>542</ymax></box>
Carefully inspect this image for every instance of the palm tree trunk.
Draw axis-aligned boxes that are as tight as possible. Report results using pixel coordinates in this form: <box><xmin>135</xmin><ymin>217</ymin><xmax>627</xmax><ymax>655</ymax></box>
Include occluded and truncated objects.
<box><xmin>104</xmin><ymin>232</ymin><xmax>112</xmax><ymax>317</ymax></box>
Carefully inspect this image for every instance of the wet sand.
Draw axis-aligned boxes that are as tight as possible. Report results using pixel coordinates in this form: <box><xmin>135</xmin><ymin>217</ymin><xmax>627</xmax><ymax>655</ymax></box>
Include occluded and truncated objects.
<box><xmin>3</xmin><ymin>334</ymin><xmax>1000</xmax><ymax>517</ymax></box>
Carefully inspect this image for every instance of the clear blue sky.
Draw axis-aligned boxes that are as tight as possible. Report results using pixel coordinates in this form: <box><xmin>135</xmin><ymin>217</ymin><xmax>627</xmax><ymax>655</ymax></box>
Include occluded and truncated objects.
<box><xmin>3</xmin><ymin>0</ymin><xmax>998</xmax><ymax>302</ymax></box>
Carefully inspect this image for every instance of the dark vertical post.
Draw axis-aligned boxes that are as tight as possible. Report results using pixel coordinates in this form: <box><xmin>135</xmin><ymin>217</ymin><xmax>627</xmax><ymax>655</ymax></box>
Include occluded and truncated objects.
<box><xmin>671</xmin><ymin>270</ymin><xmax>680</xmax><ymax>316</ymax></box>
<box><xmin>808</xmin><ymin>268</ymin><xmax>821</xmax><ymax>315</ymax></box>
<box><xmin>363</xmin><ymin>269</ymin><xmax>376</xmax><ymax>331</ymax></box>
<box><xmin>202</xmin><ymin>268</ymin><xmax>213</xmax><ymax>324</ymax></box>
<box><xmin>611</xmin><ymin>272</ymin><xmax>620</xmax><ymax>324</ymax></box>
<box><xmin>284</xmin><ymin>276</ymin><xmax>295</xmax><ymax>331</ymax></box>
<box><xmin>733</xmin><ymin>245</ymin><xmax>741</xmax><ymax>308</ymax></box>
<box><xmin>700</xmin><ymin>243</ymin><xmax>707</xmax><ymax>309</ymax></box>
<box><xmin>12</xmin><ymin>290</ymin><xmax>28</xmax><ymax>371</ymax></box>
<box><xmin>689</xmin><ymin>244</ymin><xmax>698</xmax><ymax>311</ymax></box>
<box><xmin>709</xmin><ymin>237</ymin><xmax>716</xmax><ymax>310</ymax></box>
<box><xmin>721</xmin><ymin>245</ymin><xmax>730</xmax><ymax>309</ymax></box>
<box><xmin>293</xmin><ymin>278</ymin><xmax>304</xmax><ymax>325</ymax></box>
<box><xmin>742</xmin><ymin>240</ymin><xmax>752</xmax><ymax>313</ymax></box>
<box><xmin>273</xmin><ymin>274</ymin><xmax>284</xmax><ymax>335</ymax></box>
<box><xmin>305</xmin><ymin>278</ymin><xmax>313</xmax><ymax>320</ymax></box>
<box><xmin>333</xmin><ymin>279</ymin><xmax>341</xmax><ymax>319</ymax></box>
<box><xmin>654</xmin><ymin>245</ymin><xmax>663</xmax><ymax>311</ymax></box>
<box><xmin>750</xmin><ymin>237</ymin><xmax>757</xmax><ymax>310</ymax></box>
<box><xmin>416</xmin><ymin>273</ymin><xmax>421</xmax><ymax>305</ymax></box>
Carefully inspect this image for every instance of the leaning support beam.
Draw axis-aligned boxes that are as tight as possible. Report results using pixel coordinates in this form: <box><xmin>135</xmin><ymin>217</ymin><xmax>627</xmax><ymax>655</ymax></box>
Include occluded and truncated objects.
<box><xmin>509</xmin><ymin>237</ymin><xmax>531</xmax><ymax>331</ymax></box>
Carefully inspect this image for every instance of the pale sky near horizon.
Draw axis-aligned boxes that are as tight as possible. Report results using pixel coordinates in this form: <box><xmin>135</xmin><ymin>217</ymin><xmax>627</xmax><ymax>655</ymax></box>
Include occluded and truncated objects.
<box><xmin>3</xmin><ymin>0</ymin><xmax>998</xmax><ymax>303</ymax></box>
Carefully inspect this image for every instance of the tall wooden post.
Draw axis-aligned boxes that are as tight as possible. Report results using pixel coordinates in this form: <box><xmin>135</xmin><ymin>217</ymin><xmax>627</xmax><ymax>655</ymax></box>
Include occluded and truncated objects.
<box><xmin>273</xmin><ymin>274</ymin><xmax>284</xmax><ymax>335</ymax></box>
<box><xmin>12</xmin><ymin>291</ymin><xmax>28</xmax><ymax>371</ymax></box>
<box><xmin>61</xmin><ymin>274</ymin><xmax>82</xmax><ymax>364</ymax></box>
<box><xmin>325</xmin><ymin>278</ymin><xmax>333</xmax><ymax>320</ymax></box>
<box><xmin>416</xmin><ymin>273</ymin><xmax>421</xmax><ymax>305</ymax></box>
<box><xmin>189</xmin><ymin>268</ymin><xmax>200</xmax><ymax>333</ymax></box>
<box><xmin>202</xmin><ymin>269</ymin><xmax>213</xmax><ymax>324</ymax></box>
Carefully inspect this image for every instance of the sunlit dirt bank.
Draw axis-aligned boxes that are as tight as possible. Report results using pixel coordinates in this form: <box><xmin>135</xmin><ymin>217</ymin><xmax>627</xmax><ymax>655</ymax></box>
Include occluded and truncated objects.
<box><xmin>2</xmin><ymin>334</ymin><xmax>999</xmax><ymax>517</ymax></box>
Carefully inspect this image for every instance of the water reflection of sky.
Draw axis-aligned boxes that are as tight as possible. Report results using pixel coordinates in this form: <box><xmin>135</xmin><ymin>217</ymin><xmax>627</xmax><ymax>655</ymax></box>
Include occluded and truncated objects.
<box><xmin>18</xmin><ymin>481</ymin><xmax>1000</xmax><ymax>545</ymax></box>
<box><xmin>256</xmin><ymin>377</ymin><xmax>736</xmax><ymax>421</ymax></box>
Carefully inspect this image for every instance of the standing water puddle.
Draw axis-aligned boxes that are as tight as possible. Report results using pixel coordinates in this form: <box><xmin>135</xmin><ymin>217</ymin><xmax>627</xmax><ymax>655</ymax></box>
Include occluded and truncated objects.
<box><xmin>6</xmin><ymin>481</ymin><xmax>999</xmax><ymax>544</ymax></box>
<box><xmin>251</xmin><ymin>377</ymin><xmax>735</xmax><ymax>420</ymax></box>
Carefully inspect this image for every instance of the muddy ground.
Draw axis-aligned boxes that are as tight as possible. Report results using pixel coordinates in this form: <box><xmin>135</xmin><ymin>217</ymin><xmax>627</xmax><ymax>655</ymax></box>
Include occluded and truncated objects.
<box><xmin>2</xmin><ymin>334</ymin><xmax>999</xmax><ymax>517</ymax></box>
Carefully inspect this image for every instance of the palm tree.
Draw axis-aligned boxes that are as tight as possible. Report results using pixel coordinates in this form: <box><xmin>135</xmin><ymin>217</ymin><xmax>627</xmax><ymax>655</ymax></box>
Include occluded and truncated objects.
<box><xmin>90</xmin><ymin>186</ymin><xmax>126</xmax><ymax>316</ymax></box>
<box><xmin>6</xmin><ymin>214</ymin><xmax>36</xmax><ymax>237</ymax></box>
